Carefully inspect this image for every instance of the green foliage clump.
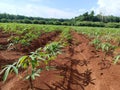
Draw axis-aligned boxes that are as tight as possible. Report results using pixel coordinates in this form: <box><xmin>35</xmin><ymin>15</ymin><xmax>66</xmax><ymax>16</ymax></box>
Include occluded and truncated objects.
<box><xmin>100</xmin><ymin>43</ymin><xmax>116</xmax><ymax>53</ymax></box>
<box><xmin>91</xmin><ymin>39</ymin><xmax>116</xmax><ymax>54</ymax></box>
<box><xmin>90</xmin><ymin>39</ymin><xmax>101</xmax><ymax>50</ymax></box>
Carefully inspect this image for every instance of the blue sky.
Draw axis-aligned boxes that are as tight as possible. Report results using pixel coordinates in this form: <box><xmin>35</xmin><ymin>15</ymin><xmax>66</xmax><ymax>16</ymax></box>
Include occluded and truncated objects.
<box><xmin>0</xmin><ymin>0</ymin><xmax>120</xmax><ymax>18</ymax></box>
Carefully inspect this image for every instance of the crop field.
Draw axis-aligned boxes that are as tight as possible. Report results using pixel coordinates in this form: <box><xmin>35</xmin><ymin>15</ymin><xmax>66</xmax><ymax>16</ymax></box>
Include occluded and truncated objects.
<box><xmin>0</xmin><ymin>23</ymin><xmax>120</xmax><ymax>90</ymax></box>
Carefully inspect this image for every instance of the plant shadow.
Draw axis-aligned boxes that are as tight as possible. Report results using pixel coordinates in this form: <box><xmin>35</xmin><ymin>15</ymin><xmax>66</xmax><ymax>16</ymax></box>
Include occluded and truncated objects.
<box><xmin>34</xmin><ymin>59</ymin><xmax>95</xmax><ymax>90</ymax></box>
<box><xmin>34</xmin><ymin>45</ymin><xmax>95</xmax><ymax>90</ymax></box>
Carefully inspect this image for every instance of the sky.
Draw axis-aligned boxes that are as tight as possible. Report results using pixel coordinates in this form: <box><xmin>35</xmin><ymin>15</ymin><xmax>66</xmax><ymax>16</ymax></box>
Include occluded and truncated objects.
<box><xmin>0</xmin><ymin>0</ymin><xmax>120</xmax><ymax>18</ymax></box>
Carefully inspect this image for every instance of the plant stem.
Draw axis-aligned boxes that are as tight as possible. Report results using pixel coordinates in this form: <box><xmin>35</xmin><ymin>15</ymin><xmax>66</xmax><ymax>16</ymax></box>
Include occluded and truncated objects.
<box><xmin>29</xmin><ymin>77</ymin><xmax>34</xmax><ymax>90</ymax></box>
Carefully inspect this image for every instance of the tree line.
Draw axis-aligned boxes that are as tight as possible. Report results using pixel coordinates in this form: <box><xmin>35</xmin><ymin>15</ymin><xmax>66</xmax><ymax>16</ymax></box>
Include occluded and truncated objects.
<box><xmin>0</xmin><ymin>11</ymin><xmax>120</xmax><ymax>28</ymax></box>
<box><xmin>0</xmin><ymin>13</ymin><xmax>70</xmax><ymax>25</ymax></box>
<box><xmin>73</xmin><ymin>11</ymin><xmax>120</xmax><ymax>23</ymax></box>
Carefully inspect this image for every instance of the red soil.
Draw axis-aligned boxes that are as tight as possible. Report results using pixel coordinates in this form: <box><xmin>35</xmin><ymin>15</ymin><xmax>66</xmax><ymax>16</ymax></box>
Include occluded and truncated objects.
<box><xmin>0</xmin><ymin>30</ymin><xmax>60</xmax><ymax>68</ymax></box>
<box><xmin>0</xmin><ymin>31</ymin><xmax>25</xmax><ymax>70</ymax></box>
<box><xmin>0</xmin><ymin>31</ymin><xmax>120</xmax><ymax>90</ymax></box>
<box><xmin>16</xmin><ymin>31</ymin><xmax>60</xmax><ymax>53</ymax></box>
<box><xmin>0</xmin><ymin>30</ymin><xmax>60</xmax><ymax>89</ymax></box>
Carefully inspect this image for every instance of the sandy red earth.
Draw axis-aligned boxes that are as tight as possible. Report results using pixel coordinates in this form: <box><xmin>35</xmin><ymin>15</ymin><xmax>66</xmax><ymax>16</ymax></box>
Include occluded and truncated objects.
<box><xmin>0</xmin><ymin>30</ymin><xmax>120</xmax><ymax>90</ymax></box>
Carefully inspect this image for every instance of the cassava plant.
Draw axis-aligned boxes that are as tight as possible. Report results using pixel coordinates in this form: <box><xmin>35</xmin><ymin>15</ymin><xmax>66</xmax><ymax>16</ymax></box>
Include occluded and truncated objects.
<box><xmin>90</xmin><ymin>38</ymin><xmax>101</xmax><ymax>50</ymax></box>
<box><xmin>91</xmin><ymin>39</ymin><xmax>116</xmax><ymax>54</ymax></box>
<box><xmin>100</xmin><ymin>42</ymin><xmax>116</xmax><ymax>54</ymax></box>
<box><xmin>0</xmin><ymin>41</ymin><xmax>64</xmax><ymax>90</ymax></box>
<box><xmin>0</xmin><ymin>62</ymin><xmax>18</xmax><ymax>82</ymax></box>
<box><xmin>60</xmin><ymin>29</ymin><xmax>72</xmax><ymax>44</ymax></box>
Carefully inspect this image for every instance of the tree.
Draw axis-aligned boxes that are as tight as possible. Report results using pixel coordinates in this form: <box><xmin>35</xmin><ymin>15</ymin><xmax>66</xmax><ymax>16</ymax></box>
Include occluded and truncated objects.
<box><xmin>83</xmin><ymin>12</ymin><xmax>89</xmax><ymax>21</ymax></box>
<box><xmin>90</xmin><ymin>11</ymin><xmax>95</xmax><ymax>21</ymax></box>
<box><xmin>23</xmin><ymin>19</ymin><xmax>32</xmax><ymax>24</ymax></box>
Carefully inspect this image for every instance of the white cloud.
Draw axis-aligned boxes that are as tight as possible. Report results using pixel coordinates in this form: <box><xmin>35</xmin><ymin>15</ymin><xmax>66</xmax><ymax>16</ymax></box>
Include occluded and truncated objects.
<box><xmin>93</xmin><ymin>0</ymin><xmax>120</xmax><ymax>16</ymax></box>
<box><xmin>0</xmin><ymin>2</ymin><xmax>78</xmax><ymax>18</ymax></box>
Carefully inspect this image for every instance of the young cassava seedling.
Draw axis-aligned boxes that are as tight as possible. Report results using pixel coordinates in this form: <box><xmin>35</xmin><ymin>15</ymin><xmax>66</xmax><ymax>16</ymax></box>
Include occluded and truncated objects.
<box><xmin>0</xmin><ymin>41</ymin><xmax>64</xmax><ymax>90</ymax></box>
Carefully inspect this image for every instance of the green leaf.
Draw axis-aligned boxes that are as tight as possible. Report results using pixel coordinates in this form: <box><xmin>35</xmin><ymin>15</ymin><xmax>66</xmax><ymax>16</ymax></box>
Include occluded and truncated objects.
<box><xmin>3</xmin><ymin>66</ymin><xmax>11</xmax><ymax>82</ymax></box>
<box><xmin>34</xmin><ymin>73</ymin><xmax>40</xmax><ymax>77</ymax></box>
<box><xmin>36</xmin><ymin>69</ymin><xmax>42</xmax><ymax>74</ymax></box>
<box><xmin>0</xmin><ymin>67</ymin><xmax>8</xmax><ymax>75</ymax></box>
<box><xmin>12</xmin><ymin>65</ymin><xmax>18</xmax><ymax>75</ymax></box>
<box><xmin>23</xmin><ymin>63</ymin><xmax>28</xmax><ymax>68</ymax></box>
<box><xmin>31</xmin><ymin>74</ymin><xmax>35</xmax><ymax>80</ymax></box>
<box><xmin>29</xmin><ymin>55</ymin><xmax>35</xmax><ymax>61</ymax></box>
<box><xmin>25</xmin><ymin>75</ymin><xmax>30</xmax><ymax>80</ymax></box>
<box><xmin>114</xmin><ymin>55</ymin><xmax>120</xmax><ymax>64</ymax></box>
<box><xmin>17</xmin><ymin>56</ymin><xmax>28</xmax><ymax>67</ymax></box>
